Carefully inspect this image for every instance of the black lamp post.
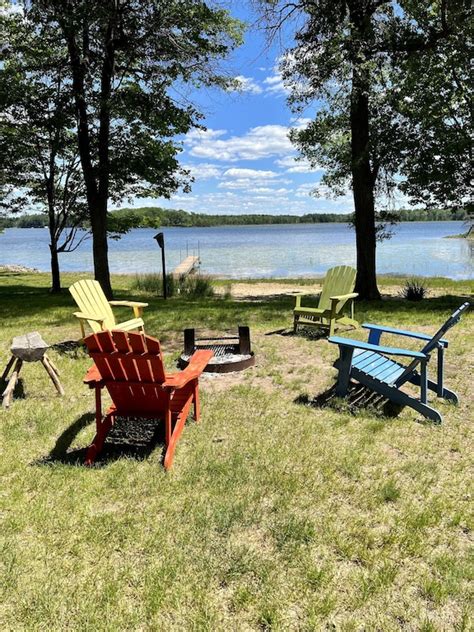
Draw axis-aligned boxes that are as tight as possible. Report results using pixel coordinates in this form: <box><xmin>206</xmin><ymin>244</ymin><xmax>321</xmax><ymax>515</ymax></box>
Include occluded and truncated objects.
<box><xmin>153</xmin><ymin>232</ymin><xmax>167</xmax><ymax>299</ymax></box>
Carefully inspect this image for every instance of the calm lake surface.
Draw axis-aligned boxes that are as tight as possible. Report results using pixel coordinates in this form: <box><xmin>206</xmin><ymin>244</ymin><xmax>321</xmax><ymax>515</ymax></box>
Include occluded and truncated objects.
<box><xmin>0</xmin><ymin>221</ymin><xmax>472</xmax><ymax>280</ymax></box>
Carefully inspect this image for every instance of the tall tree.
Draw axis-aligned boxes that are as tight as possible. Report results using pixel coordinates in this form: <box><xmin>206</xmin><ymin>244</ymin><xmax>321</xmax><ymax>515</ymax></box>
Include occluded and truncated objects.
<box><xmin>396</xmin><ymin>15</ymin><xmax>472</xmax><ymax>215</ymax></box>
<box><xmin>259</xmin><ymin>0</ymin><xmax>466</xmax><ymax>299</ymax></box>
<box><xmin>0</xmin><ymin>7</ymin><xmax>88</xmax><ymax>292</ymax></box>
<box><xmin>25</xmin><ymin>0</ymin><xmax>242</xmax><ymax>297</ymax></box>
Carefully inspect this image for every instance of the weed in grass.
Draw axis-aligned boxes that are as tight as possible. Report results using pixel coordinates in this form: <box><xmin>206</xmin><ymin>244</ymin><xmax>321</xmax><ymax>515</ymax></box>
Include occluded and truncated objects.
<box><xmin>257</xmin><ymin>603</ymin><xmax>281</xmax><ymax>630</ymax></box>
<box><xmin>272</xmin><ymin>515</ymin><xmax>316</xmax><ymax>551</ymax></box>
<box><xmin>357</xmin><ymin>562</ymin><xmax>398</xmax><ymax>604</ymax></box>
<box><xmin>305</xmin><ymin>566</ymin><xmax>326</xmax><ymax>589</ymax></box>
<box><xmin>378</xmin><ymin>479</ymin><xmax>401</xmax><ymax>503</ymax></box>
<box><xmin>307</xmin><ymin>595</ymin><xmax>337</xmax><ymax>623</ymax></box>
<box><xmin>232</xmin><ymin>585</ymin><xmax>254</xmax><ymax>610</ymax></box>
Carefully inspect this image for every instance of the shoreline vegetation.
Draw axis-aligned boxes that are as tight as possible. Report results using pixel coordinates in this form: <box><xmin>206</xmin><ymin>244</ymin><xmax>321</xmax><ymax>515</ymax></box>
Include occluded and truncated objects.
<box><xmin>0</xmin><ymin>206</ymin><xmax>468</xmax><ymax>230</ymax></box>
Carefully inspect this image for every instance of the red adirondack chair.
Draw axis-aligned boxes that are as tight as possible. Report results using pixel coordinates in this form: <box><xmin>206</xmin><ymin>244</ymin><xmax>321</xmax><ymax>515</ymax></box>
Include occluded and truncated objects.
<box><xmin>83</xmin><ymin>330</ymin><xmax>213</xmax><ymax>469</ymax></box>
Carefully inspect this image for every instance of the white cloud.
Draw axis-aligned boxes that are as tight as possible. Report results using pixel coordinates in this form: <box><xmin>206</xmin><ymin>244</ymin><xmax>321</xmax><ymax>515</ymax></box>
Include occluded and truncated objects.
<box><xmin>275</xmin><ymin>155</ymin><xmax>324</xmax><ymax>174</ymax></box>
<box><xmin>184</xmin><ymin>128</ymin><xmax>227</xmax><ymax>144</ymax></box>
<box><xmin>295</xmin><ymin>183</ymin><xmax>316</xmax><ymax>198</ymax></box>
<box><xmin>218</xmin><ymin>177</ymin><xmax>290</xmax><ymax>191</ymax></box>
<box><xmin>186</xmin><ymin>124</ymin><xmax>293</xmax><ymax>161</ymax></box>
<box><xmin>263</xmin><ymin>70</ymin><xmax>289</xmax><ymax>96</ymax></box>
<box><xmin>231</xmin><ymin>75</ymin><xmax>263</xmax><ymax>95</ymax></box>
<box><xmin>223</xmin><ymin>168</ymin><xmax>279</xmax><ymax>179</ymax></box>
<box><xmin>130</xmin><ymin>190</ymin><xmax>352</xmax><ymax>216</ymax></box>
<box><xmin>185</xmin><ymin>163</ymin><xmax>222</xmax><ymax>179</ymax></box>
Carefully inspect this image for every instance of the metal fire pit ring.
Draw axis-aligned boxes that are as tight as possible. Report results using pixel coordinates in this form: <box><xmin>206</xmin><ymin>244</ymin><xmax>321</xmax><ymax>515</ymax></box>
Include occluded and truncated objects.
<box><xmin>178</xmin><ymin>326</ymin><xmax>256</xmax><ymax>374</ymax></box>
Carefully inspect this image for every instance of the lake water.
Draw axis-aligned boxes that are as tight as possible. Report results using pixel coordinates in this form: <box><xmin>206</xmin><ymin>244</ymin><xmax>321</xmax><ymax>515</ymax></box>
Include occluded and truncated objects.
<box><xmin>0</xmin><ymin>221</ymin><xmax>472</xmax><ymax>280</ymax></box>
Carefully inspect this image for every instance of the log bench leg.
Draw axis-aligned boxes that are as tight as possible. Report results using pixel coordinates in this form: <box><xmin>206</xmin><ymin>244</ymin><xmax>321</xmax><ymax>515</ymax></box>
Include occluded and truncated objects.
<box><xmin>1</xmin><ymin>355</ymin><xmax>16</xmax><ymax>383</ymax></box>
<box><xmin>41</xmin><ymin>356</ymin><xmax>65</xmax><ymax>396</ymax></box>
<box><xmin>2</xmin><ymin>358</ymin><xmax>23</xmax><ymax>409</ymax></box>
<box><xmin>44</xmin><ymin>354</ymin><xmax>60</xmax><ymax>376</ymax></box>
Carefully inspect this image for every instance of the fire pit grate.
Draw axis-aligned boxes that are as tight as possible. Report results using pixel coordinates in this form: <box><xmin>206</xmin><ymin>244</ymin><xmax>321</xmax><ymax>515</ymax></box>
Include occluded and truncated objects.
<box><xmin>178</xmin><ymin>326</ymin><xmax>256</xmax><ymax>373</ymax></box>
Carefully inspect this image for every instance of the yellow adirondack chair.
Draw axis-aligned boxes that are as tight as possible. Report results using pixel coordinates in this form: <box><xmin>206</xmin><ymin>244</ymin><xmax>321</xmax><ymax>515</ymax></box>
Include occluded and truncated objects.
<box><xmin>69</xmin><ymin>279</ymin><xmax>148</xmax><ymax>340</ymax></box>
<box><xmin>293</xmin><ymin>265</ymin><xmax>358</xmax><ymax>336</ymax></box>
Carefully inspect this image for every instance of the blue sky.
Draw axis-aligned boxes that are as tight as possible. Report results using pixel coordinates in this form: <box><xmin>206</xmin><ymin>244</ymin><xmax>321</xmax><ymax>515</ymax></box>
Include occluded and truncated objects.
<box><xmin>132</xmin><ymin>3</ymin><xmax>355</xmax><ymax>217</ymax></box>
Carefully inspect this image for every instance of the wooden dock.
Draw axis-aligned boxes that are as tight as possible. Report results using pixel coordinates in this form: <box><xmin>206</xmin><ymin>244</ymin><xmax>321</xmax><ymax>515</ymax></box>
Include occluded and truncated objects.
<box><xmin>173</xmin><ymin>255</ymin><xmax>200</xmax><ymax>277</ymax></box>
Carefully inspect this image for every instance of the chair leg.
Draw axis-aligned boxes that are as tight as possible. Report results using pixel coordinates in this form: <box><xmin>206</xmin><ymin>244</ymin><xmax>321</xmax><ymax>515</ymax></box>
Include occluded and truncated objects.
<box><xmin>329</xmin><ymin>319</ymin><xmax>335</xmax><ymax>337</ymax></box>
<box><xmin>85</xmin><ymin>412</ymin><xmax>115</xmax><ymax>465</ymax></box>
<box><xmin>164</xmin><ymin>417</ymin><xmax>181</xmax><ymax>470</ymax></box>
<box><xmin>335</xmin><ymin>347</ymin><xmax>354</xmax><ymax>396</ymax></box>
<box><xmin>164</xmin><ymin>396</ymin><xmax>194</xmax><ymax>470</ymax></box>
<box><xmin>79</xmin><ymin>320</ymin><xmax>86</xmax><ymax>343</ymax></box>
<box><xmin>193</xmin><ymin>382</ymin><xmax>200</xmax><ymax>421</ymax></box>
<box><xmin>164</xmin><ymin>407</ymin><xmax>172</xmax><ymax>448</ymax></box>
<box><xmin>437</xmin><ymin>345</ymin><xmax>444</xmax><ymax>397</ymax></box>
<box><xmin>420</xmin><ymin>360</ymin><xmax>428</xmax><ymax>404</ymax></box>
<box><xmin>408</xmin><ymin>372</ymin><xmax>458</xmax><ymax>404</ymax></box>
<box><xmin>293</xmin><ymin>314</ymin><xmax>299</xmax><ymax>333</ymax></box>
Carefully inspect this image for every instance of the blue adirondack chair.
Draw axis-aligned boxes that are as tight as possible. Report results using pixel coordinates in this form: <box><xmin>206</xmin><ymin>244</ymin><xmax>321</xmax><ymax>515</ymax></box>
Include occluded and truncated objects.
<box><xmin>329</xmin><ymin>302</ymin><xmax>470</xmax><ymax>423</ymax></box>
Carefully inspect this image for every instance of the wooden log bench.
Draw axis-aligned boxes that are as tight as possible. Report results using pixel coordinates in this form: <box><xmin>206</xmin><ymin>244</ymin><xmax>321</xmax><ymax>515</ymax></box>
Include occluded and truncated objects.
<box><xmin>1</xmin><ymin>331</ymin><xmax>64</xmax><ymax>409</ymax></box>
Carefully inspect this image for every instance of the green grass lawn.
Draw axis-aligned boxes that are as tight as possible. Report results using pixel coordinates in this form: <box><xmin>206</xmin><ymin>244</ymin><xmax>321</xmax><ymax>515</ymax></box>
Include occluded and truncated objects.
<box><xmin>1</xmin><ymin>272</ymin><xmax>473</xmax><ymax>631</ymax></box>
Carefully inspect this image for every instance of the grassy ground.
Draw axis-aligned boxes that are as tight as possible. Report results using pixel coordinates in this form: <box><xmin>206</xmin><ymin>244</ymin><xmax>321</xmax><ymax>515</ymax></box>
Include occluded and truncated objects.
<box><xmin>0</xmin><ymin>272</ymin><xmax>473</xmax><ymax>631</ymax></box>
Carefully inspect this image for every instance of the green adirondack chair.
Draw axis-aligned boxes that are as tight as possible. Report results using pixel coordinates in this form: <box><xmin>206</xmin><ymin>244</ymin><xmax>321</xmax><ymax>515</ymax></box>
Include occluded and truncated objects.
<box><xmin>294</xmin><ymin>265</ymin><xmax>358</xmax><ymax>336</ymax></box>
<box><xmin>69</xmin><ymin>279</ymin><xmax>148</xmax><ymax>340</ymax></box>
<box><xmin>329</xmin><ymin>302</ymin><xmax>470</xmax><ymax>423</ymax></box>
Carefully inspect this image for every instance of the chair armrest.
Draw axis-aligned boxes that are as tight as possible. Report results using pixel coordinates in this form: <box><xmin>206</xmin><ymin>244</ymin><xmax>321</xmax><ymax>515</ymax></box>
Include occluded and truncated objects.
<box><xmin>109</xmin><ymin>301</ymin><xmax>149</xmax><ymax>308</ymax></box>
<box><xmin>329</xmin><ymin>336</ymin><xmax>428</xmax><ymax>359</ymax></box>
<box><xmin>330</xmin><ymin>292</ymin><xmax>358</xmax><ymax>302</ymax></box>
<box><xmin>362</xmin><ymin>323</ymin><xmax>448</xmax><ymax>348</ymax></box>
<box><xmin>73</xmin><ymin>311</ymin><xmax>105</xmax><ymax>324</ymax></box>
<box><xmin>163</xmin><ymin>350</ymin><xmax>214</xmax><ymax>390</ymax></box>
<box><xmin>83</xmin><ymin>363</ymin><xmax>103</xmax><ymax>387</ymax></box>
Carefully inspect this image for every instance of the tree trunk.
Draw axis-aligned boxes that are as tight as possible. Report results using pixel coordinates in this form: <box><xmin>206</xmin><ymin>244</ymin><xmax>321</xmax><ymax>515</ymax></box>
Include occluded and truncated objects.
<box><xmin>349</xmin><ymin>73</ymin><xmax>381</xmax><ymax>298</ymax></box>
<box><xmin>60</xmin><ymin>10</ymin><xmax>114</xmax><ymax>298</ymax></box>
<box><xmin>49</xmin><ymin>243</ymin><xmax>61</xmax><ymax>293</ymax></box>
<box><xmin>90</xmin><ymin>200</ymin><xmax>113</xmax><ymax>298</ymax></box>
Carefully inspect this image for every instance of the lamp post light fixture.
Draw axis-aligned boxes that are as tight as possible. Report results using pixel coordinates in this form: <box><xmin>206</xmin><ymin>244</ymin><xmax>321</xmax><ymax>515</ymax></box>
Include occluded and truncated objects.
<box><xmin>153</xmin><ymin>232</ymin><xmax>167</xmax><ymax>300</ymax></box>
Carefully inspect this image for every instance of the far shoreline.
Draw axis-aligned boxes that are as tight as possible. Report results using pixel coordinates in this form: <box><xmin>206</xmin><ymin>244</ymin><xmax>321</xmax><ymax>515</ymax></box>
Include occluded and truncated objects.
<box><xmin>0</xmin><ymin>218</ymin><xmax>467</xmax><ymax>231</ymax></box>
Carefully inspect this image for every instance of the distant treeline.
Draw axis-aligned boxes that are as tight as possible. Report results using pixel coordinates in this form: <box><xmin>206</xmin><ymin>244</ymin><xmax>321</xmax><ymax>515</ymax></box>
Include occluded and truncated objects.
<box><xmin>1</xmin><ymin>207</ymin><xmax>467</xmax><ymax>229</ymax></box>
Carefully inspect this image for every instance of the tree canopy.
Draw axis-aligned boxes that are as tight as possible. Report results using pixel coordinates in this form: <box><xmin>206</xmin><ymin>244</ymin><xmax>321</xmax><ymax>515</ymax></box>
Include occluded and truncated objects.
<box><xmin>259</xmin><ymin>0</ymin><xmax>471</xmax><ymax>298</ymax></box>
<box><xmin>4</xmin><ymin>1</ymin><xmax>243</xmax><ymax>296</ymax></box>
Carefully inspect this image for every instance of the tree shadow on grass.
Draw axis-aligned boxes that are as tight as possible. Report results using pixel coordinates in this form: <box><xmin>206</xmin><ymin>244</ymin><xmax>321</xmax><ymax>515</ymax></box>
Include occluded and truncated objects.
<box><xmin>37</xmin><ymin>412</ymin><xmax>168</xmax><ymax>467</ymax></box>
<box><xmin>295</xmin><ymin>381</ymin><xmax>402</xmax><ymax>419</ymax></box>
<box><xmin>51</xmin><ymin>339</ymin><xmax>86</xmax><ymax>359</ymax></box>
<box><xmin>265</xmin><ymin>326</ymin><xmax>328</xmax><ymax>340</ymax></box>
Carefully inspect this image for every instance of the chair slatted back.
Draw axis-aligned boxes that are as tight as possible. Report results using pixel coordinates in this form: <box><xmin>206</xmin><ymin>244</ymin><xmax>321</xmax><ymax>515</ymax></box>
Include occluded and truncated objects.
<box><xmin>70</xmin><ymin>280</ymin><xmax>116</xmax><ymax>332</ymax></box>
<box><xmin>318</xmin><ymin>266</ymin><xmax>357</xmax><ymax>311</ymax></box>
<box><xmin>395</xmin><ymin>302</ymin><xmax>470</xmax><ymax>386</ymax></box>
<box><xmin>84</xmin><ymin>330</ymin><xmax>167</xmax><ymax>416</ymax></box>
<box><xmin>420</xmin><ymin>302</ymin><xmax>470</xmax><ymax>354</ymax></box>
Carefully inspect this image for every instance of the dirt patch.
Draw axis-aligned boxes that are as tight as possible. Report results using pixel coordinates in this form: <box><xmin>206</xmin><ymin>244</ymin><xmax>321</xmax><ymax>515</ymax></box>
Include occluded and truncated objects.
<box><xmin>215</xmin><ymin>282</ymin><xmax>322</xmax><ymax>301</ymax></box>
<box><xmin>214</xmin><ymin>280</ymin><xmax>462</xmax><ymax>301</ymax></box>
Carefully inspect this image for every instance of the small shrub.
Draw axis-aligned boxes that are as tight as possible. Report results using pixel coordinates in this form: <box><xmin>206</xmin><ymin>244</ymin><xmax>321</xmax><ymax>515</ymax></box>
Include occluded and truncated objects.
<box><xmin>181</xmin><ymin>274</ymin><xmax>214</xmax><ymax>298</ymax></box>
<box><xmin>400</xmin><ymin>277</ymin><xmax>429</xmax><ymax>301</ymax></box>
<box><xmin>222</xmin><ymin>282</ymin><xmax>232</xmax><ymax>300</ymax></box>
<box><xmin>132</xmin><ymin>273</ymin><xmax>214</xmax><ymax>298</ymax></box>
